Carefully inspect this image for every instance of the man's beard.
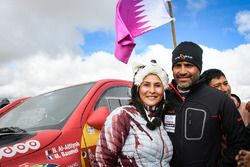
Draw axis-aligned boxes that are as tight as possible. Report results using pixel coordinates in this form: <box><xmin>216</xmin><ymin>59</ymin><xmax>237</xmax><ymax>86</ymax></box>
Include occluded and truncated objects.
<box><xmin>177</xmin><ymin>82</ymin><xmax>192</xmax><ymax>90</ymax></box>
<box><xmin>176</xmin><ymin>72</ymin><xmax>200</xmax><ymax>90</ymax></box>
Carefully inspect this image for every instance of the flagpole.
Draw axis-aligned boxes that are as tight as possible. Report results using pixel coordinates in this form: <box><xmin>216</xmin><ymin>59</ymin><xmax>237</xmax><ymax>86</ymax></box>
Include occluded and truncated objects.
<box><xmin>167</xmin><ymin>0</ymin><xmax>177</xmax><ymax>48</ymax></box>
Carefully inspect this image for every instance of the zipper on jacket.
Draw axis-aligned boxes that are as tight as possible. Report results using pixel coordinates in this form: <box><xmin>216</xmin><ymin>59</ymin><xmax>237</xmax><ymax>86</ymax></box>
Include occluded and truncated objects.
<box><xmin>159</xmin><ymin>127</ymin><xmax>164</xmax><ymax>167</ymax></box>
<box><xmin>179</xmin><ymin>102</ymin><xmax>185</xmax><ymax>166</ymax></box>
<box><xmin>169</xmin><ymin>82</ymin><xmax>187</xmax><ymax>166</ymax></box>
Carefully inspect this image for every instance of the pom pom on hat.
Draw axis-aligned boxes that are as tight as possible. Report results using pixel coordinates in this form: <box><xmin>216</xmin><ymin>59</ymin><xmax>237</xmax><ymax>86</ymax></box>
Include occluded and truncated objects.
<box><xmin>132</xmin><ymin>60</ymin><xmax>169</xmax><ymax>89</ymax></box>
<box><xmin>172</xmin><ymin>41</ymin><xmax>203</xmax><ymax>72</ymax></box>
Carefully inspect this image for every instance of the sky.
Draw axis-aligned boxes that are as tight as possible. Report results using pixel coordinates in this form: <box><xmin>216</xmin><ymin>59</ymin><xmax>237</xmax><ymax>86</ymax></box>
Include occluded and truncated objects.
<box><xmin>0</xmin><ymin>0</ymin><xmax>250</xmax><ymax>101</ymax></box>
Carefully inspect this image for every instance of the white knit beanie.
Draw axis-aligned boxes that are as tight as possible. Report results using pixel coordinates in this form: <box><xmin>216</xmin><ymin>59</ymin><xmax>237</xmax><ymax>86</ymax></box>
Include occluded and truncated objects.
<box><xmin>132</xmin><ymin>60</ymin><xmax>169</xmax><ymax>89</ymax></box>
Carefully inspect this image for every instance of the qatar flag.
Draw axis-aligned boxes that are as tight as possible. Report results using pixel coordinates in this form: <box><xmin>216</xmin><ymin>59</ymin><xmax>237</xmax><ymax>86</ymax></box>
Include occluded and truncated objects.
<box><xmin>115</xmin><ymin>0</ymin><xmax>173</xmax><ymax>63</ymax></box>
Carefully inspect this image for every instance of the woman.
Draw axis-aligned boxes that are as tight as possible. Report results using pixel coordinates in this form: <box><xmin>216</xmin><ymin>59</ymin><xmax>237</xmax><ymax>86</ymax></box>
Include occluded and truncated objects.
<box><xmin>95</xmin><ymin>60</ymin><xmax>173</xmax><ymax>166</ymax></box>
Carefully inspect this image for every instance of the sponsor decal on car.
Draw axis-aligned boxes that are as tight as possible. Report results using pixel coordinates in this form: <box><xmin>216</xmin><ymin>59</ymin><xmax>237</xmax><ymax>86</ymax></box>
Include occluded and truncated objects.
<box><xmin>19</xmin><ymin>163</ymin><xmax>59</xmax><ymax>167</ymax></box>
<box><xmin>0</xmin><ymin>140</ymin><xmax>40</xmax><ymax>159</ymax></box>
<box><xmin>87</xmin><ymin>126</ymin><xmax>95</xmax><ymax>135</ymax></box>
<box><xmin>67</xmin><ymin>162</ymin><xmax>80</xmax><ymax>167</ymax></box>
<box><xmin>45</xmin><ymin>141</ymin><xmax>80</xmax><ymax>160</ymax></box>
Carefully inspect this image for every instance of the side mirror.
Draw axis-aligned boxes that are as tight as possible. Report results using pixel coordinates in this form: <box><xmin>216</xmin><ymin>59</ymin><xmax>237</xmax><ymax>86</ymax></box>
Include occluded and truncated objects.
<box><xmin>87</xmin><ymin>107</ymin><xmax>110</xmax><ymax>129</ymax></box>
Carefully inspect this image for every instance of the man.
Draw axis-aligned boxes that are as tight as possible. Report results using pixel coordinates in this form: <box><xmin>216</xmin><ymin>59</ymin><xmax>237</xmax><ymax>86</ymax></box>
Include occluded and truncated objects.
<box><xmin>0</xmin><ymin>98</ymin><xmax>9</xmax><ymax>109</ymax></box>
<box><xmin>201</xmin><ymin>68</ymin><xmax>231</xmax><ymax>95</ymax></box>
<box><xmin>235</xmin><ymin>102</ymin><xmax>250</xmax><ymax>167</ymax></box>
<box><xmin>247</xmin><ymin>101</ymin><xmax>250</xmax><ymax>112</ymax></box>
<box><xmin>201</xmin><ymin>68</ymin><xmax>250</xmax><ymax>166</ymax></box>
<box><xmin>201</xmin><ymin>68</ymin><xmax>250</xmax><ymax>126</ymax></box>
<box><xmin>231</xmin><ymin>93</ymin><xmax>241</xmax><ymax>109</ymax></box>
<box><xmin>164</xmin><ymin>41</ymin><xmax>246</xmax><ymax>167</ymax></box>
<box><xmin>235</xmin><ymin>122</ymin><xmax>250</xmax><ymax>167</ymax></box>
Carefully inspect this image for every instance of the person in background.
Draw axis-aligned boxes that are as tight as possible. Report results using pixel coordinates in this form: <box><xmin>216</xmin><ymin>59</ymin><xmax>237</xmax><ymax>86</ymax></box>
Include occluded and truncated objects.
<box><xmin>231</xmin><ymin>93</ymin><xmax>241</xmax><ymax>109</ymax></box>
<box><xmin>95</xmin><ymin>60</ymin><xmax>173</xmax><ymax>166</ymax></box>
<box><xmin>247</xmin><ymin>101</ymin><xmax>250</xmax><ymax>112</ymax></box>
<box><xmin>235</xmin><ymin>101</ymin><xmax>250</xmax><ymax>167</ymax></box>
<box><xmin>201</xmin><ymin>68</ymin><xmax>250</xmax><ymax>126</ymax></box>
<box><xmin>200</xmin><ymin>68</ymin><xmax>250</xmax><ymax>166</ymax></box>
<box><xmin>235</xmin><ymin>131</ymin><xmax>250</xmax><ymax>167</ymax></box>
<box><xmin>0</xmin><ymin>98</ymin><xmax>10</xmax><ymax>109</ymax></box>
<box><xmin>165</xmin><ymin>41</ymin><xmax>246</xmax><ymax>167</ymax></box>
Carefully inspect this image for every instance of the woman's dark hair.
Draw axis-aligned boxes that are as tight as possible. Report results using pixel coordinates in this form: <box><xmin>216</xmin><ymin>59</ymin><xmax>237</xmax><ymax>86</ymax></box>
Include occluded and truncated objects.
<box><xmin>129</xmin><ymin>84</ymin><xmax>167</xmax><ymax>130</ymax></box>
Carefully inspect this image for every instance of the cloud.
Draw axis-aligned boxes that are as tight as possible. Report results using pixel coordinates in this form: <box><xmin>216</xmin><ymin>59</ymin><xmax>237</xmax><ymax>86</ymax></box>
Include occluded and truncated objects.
<box><xmin>0</xmin><ymin>44</ymin><xmax>249</xmax><ymax>101</ymax></box>
<box><xmin>235</xmin><ymin>10</ymin><xmax>250</xmax><ymax>41</ymax></box>
<box><xmin>0</xmin><ymin>0</ymin><xmax>249</xmax><ymax>103</ymax></box>
<box><xmin>0</xmin><ymin>51</ymin><xmax>130</xmax><ymax>98</ymax></box>
<box><xmin>186</xmin><ymin>0</ymin><xmax>208</xmax><ymax>14</ymax></box>
<box><xmin>0</xmin><ymin>0</ymin><xmax>116</xmax><ymax>63</ymax></box>
<box><xmin>202</xmin><ymin>44</ymin><xmax>250</xmax><ymax>100</ymax></box>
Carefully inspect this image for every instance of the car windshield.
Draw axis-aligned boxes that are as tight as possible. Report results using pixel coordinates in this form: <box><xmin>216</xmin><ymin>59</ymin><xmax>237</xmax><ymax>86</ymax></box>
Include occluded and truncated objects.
<box><xmin>0</xmin><ymin>82</ymin><xmax>95</xmax><ymax>131</ymax></box>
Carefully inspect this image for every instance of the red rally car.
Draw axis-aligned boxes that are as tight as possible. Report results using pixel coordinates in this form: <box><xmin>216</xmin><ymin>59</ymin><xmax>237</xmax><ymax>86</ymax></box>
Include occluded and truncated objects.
<box><xmin>0</xmin><ymin>79</ymin><xmax>132</xmax><ymax>167</ymax></box>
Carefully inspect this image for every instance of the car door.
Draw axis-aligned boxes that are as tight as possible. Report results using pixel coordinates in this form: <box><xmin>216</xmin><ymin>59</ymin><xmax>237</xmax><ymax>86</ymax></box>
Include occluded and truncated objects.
<box><xmin>80</xmin><ymin>81</ymin><xmax>131</xmax><ymax>166</ymax></box>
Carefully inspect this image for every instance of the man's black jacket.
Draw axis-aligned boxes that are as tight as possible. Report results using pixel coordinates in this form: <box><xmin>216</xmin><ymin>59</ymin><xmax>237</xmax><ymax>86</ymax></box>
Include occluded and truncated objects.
<box><xmin>164</xmin><ymin>80</ymin><xmax>246</xmax><ymax>167</ymax></box>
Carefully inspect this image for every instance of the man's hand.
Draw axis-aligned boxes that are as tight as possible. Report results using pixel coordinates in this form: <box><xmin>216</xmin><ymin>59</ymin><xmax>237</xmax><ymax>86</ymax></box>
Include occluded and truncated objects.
<box><xmin>235</xmin><ymin>149</ymin><xmax>250</xmax><ymax>167</ymax></box>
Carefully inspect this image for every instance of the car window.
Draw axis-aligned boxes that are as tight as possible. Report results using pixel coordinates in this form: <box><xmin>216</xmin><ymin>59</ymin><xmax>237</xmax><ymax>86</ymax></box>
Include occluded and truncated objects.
<box><xmin>0</xmin><ymin>82</ymin><xmax>95</xmax><ymax>131</ymax></box>
<box><xmin>94</xmin><ymin>86</ymin><xmax>131</xmax><ymax>112</ymax></box>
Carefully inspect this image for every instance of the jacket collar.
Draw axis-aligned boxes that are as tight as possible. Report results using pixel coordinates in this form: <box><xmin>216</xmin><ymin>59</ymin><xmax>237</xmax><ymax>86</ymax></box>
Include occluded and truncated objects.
<box><xmin>168</xmin><ymin>77</ymin><xmax>205</xmax><ymax>101</ymax></box>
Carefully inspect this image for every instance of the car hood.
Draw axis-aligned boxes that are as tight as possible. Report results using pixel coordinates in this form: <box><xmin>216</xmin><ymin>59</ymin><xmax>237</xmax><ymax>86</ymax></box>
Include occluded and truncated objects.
<box><xmin>0</xmin><ymin>130</ymin><xmax>61</xmax><ymax>161</ymax></box>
